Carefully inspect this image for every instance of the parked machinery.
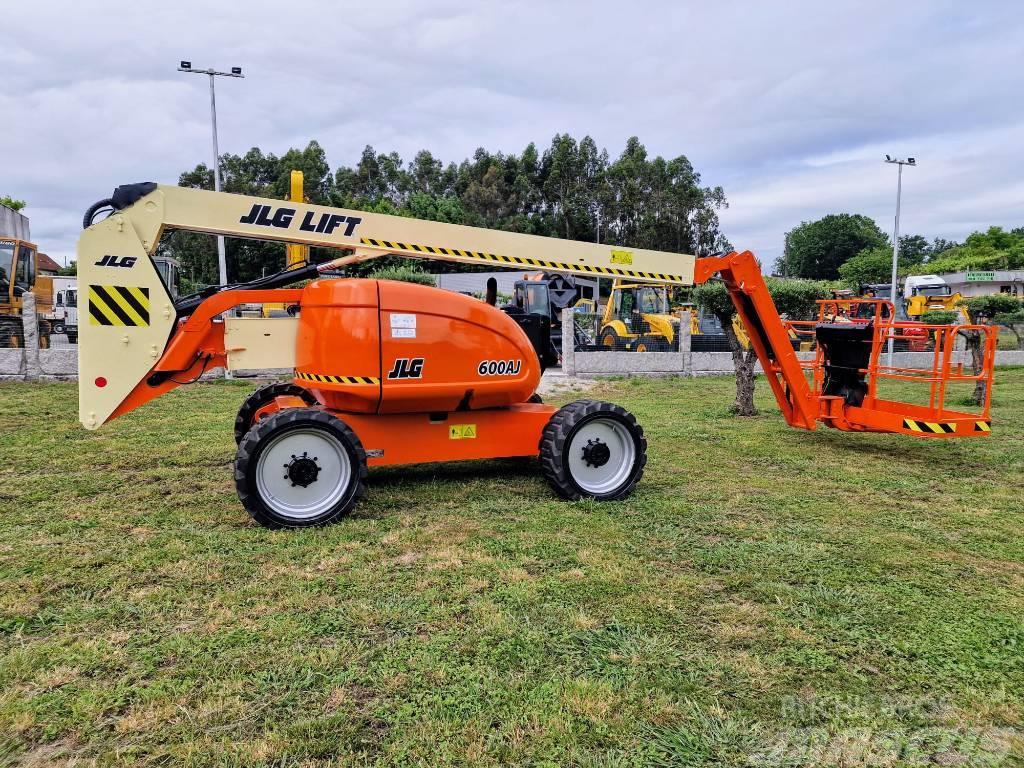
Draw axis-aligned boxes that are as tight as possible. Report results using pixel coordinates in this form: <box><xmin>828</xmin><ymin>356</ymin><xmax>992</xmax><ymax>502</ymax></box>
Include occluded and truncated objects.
<box><xmin>77</xmin><ymin>184</ymin><xmax>998</xmax><ymax>528</ymax></box>
<box><xmin>46</xmin><ymin>276</ymin><xmax>78</xmax><ymax>342</ymax></box>
<box><xmin>0</xmin><ymin>237</ymin><xmax>52</xmax><ymax>347</ymax></box>
<box><xmin>599</xmin><ymin>280</ymin><xmax>678</xmax><ymax>351</ymax></box>
<box><xmin>901</xmin><ymin>275</ymin><xmax>969</xmax><ymax>322</ymax></box>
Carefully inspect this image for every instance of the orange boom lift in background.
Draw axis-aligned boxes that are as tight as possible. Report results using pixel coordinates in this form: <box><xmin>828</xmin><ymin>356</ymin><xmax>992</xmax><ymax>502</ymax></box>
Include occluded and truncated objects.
<box><xmin>77</xmin><ymin>184</ymin><xmax>997</xmax><ymax>528</ymax></box>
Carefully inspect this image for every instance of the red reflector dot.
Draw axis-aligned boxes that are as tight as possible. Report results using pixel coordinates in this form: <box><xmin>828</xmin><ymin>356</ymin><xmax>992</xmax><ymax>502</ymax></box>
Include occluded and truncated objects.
<box><xmin>95</xmin><ymin>377</ymin><xmax>107</xmax><ymax>388</ymax></box>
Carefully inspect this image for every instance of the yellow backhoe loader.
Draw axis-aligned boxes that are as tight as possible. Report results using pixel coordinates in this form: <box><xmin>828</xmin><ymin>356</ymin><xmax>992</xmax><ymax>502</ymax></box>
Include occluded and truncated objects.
<box><xmin>0</xmin><ymin>237</ymin><xmax>53</xmax><ymax>347</ymax></box>
<box><xmin>599</xmin><ymin>280</ymin><xmax>678</xmax><ymax>351</ymax></box>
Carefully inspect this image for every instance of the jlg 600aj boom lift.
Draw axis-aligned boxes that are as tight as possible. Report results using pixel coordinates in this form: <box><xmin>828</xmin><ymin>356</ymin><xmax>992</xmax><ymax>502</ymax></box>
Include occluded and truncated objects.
<box><xmin>78</xmin><ymin>184</ymin><xmax>997</xmax><ymax>528</ymax></box>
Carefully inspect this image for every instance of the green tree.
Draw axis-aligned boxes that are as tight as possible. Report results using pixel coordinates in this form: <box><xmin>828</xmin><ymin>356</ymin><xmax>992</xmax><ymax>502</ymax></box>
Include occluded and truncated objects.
<box><xmin>838</xmin><ymin>246</ymin><xmax>894</xmax><ymax>287</ymax></box>
<box><xmin>953</xmin><ymin>295</ymin><xmax>1022</xmax><ymax>404</ymax></box>
<box><xmin>166</xmin><ymin>134</ymin><xmax>729</xmax><ymax>285</ymax></box>
<box><xmin>0</xmin><ymin>196</ymin><xmax>26</xmax><ymax>211</ymax></box>
<box><xmin>693</xmin><ymin>278</ymin><xmax>829</xmax><ymax>415</ymax></box>
<box><xmin>781</xmin><ymin>214</ymin><xmax>888</xmax><ymax>280</ymax></box>
<box><xmin>912</xmin><ymin>227</ymin><xmax>1024</xmax><ymax>274</ymax></box>
<box><xmin>968</xmin><ymin>294</ymin><xmax>1024</xmax><ymax>350</ymax></box>
<box><xmin>837</xmin><ymin>236</ymin><xmax>942</xmax><ymax>287</ymax></box>
<box><xmin>898</xmin><ymin>234</ymin><xmax>930</xmax><ymax>265</ymax></box>
<box><xmin>929</xmin><ymin>237</ymin><xmax>959</xmax><ymax>257</ymax></box>
<box><xmin>919</xmin><ymin>310</ymin><xmax>960</xmax><ymax>326</ymax></box>
<box><xmin>367</xmin><ymin>265</ymin><xmax>436</xmax><ymax>286</ymax></box>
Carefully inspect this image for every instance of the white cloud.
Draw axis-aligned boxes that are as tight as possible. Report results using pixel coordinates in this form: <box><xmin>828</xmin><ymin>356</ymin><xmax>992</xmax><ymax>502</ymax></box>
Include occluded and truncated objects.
<box><xmin>2</xmin><ymin>0</ymin><xmax>1022</xmax><ymax>267</ymax></box>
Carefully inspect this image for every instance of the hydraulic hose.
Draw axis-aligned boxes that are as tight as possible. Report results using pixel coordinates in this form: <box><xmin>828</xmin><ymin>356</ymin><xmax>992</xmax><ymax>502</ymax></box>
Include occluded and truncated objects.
<box><xmin>173</xmin><ymin>262</ymin><xmax>323</xmax><ymax>318</ymax></box>
<box><xmin>82</xmin><ymin>183</ymin><xmax>159</xmax><ymax>229</ymax></box>
<box><xmin>82</xmin><ymin>199</ymin><xmax>114</xmax><ymax>229</ymax></box>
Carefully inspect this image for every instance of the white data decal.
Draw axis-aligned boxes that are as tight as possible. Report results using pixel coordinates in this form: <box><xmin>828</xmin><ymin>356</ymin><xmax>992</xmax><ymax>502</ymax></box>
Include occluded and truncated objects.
<box><xmin>390</xmin><ymin>313</ymin><xmax>416</xmax><ymax>338</ymax></box>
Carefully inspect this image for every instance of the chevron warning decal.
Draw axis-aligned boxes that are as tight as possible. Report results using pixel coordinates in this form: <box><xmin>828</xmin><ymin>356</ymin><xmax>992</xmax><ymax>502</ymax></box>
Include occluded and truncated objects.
<box><xmin>88</xmin><ymin>285</ymin><xmax>150</xmax><ymax>327</ymax></box>
<box><xmin>295</xmin><ymin>371</ymin><xmax>379</xmax><ymax>385</ymax></box>
<box><xmin>974</xmin><ymin>420</ymin><xmax>991</xmax><ymax>433</ymax></box>
<box><xmin>359</xmin><ymin>237</ymin><xmax>685</xmax><ymax>283</ymax></box>
<box><xmin>902</xmin><ymin>418</ymin><xmax>956</xmax><ymax>434</ymax></box>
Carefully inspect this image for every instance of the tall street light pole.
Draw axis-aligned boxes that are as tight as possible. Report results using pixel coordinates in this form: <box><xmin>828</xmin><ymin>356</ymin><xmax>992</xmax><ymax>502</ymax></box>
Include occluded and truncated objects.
<box><xmin>177</xmin><ymin>61</ymin><xmax>244</xmax><ymax>287</ymax></box>
<box><xmin>883</xmin><ymin>154</ymin><xmax>916</xmax><ymax>366</ymax></box>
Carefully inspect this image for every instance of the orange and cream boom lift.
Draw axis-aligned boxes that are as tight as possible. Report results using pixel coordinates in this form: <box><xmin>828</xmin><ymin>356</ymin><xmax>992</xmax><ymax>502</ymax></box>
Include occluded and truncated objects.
<box><xmin>77</xmin><ymin>184</ymin><xmax>997</xmax><ymax>527</ymax></box>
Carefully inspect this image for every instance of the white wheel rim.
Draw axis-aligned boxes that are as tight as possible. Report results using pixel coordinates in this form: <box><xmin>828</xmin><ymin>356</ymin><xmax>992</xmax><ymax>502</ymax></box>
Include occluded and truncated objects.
<box><xmin>566</xmin><ymin>417</ymin><xmax>637</xmax><ymax>495</ymax></box>
<box><xmin>255</xmin><ymin>427</ymin><xmax>352</xmax><ymax>520</ymax></box>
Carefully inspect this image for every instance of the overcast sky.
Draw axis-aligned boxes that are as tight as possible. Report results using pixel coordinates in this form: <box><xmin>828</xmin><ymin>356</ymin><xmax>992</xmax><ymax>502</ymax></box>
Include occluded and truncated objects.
<box><xmin>3</xmin><ymin>1</ymin><xmax>1022</xmax><ymax>268</ymax></box>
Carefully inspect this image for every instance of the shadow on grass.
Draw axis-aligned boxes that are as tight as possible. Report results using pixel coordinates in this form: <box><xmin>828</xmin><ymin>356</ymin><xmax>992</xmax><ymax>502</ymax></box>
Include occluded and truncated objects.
<box><xmin>368</xmin><ymin>457</ymin><xmax>541</xmax><ymax>489</ymax></box>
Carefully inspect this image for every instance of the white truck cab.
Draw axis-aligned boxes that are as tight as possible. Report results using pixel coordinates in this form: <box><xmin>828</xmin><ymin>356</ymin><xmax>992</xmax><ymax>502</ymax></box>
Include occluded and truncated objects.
<box><xmin>47</xmin><ymin>276</ymin><xmax>78</xmax><ymax>341</ymax></box>
<box><xmin>904</xmin><ymin>274</ymin><xmax>951</xmax><ymax>298</ymax></box>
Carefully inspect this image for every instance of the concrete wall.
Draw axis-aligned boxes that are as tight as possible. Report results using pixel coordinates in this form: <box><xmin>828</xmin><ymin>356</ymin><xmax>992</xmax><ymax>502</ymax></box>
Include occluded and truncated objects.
<box><xmin>0</xmin><ymin>204</ymin><xmax>30</xmax><ymax>240</ymax></box>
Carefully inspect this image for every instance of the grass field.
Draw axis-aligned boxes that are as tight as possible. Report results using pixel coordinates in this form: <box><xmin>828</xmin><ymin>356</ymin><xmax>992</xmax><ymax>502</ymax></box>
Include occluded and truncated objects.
<box><xmin>1</xmin><ymin>371</ymin><xmax>1022</xmax><ymax>766</ymax></box>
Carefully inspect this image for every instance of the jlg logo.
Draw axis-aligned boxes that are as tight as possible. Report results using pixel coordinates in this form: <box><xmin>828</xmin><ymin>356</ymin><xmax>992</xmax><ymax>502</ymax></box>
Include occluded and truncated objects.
<box><xmin>94</xmin><ymin>254</ymin><xmax>137</xmax><ymax>268</ymax></box>
<box><xmin>387</xmin><ymin>358</ymin><xmax>424</xmax><ymax>380</ymax></box>
<box><xmin>239</xmin><ymin>204</ymin><xmax>361</xmax><ymax>236</ymax></box>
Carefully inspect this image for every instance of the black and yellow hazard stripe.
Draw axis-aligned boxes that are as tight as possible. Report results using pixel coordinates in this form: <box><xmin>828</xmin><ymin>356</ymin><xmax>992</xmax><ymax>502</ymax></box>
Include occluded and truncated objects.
<box><xmin>973</xmin><ymin>420</ymin><xmax>991</xmax><ymax>433</ymax></box>
<box><xmin>88</xmin><ymin>285</ymin><xmax>150</xmax><ymax>327</ymax></box>
<box><xmin>360</xmin><ymin>237</ymin><xmax>682</xmax><ymax>282</ymax></box>
<box><xmin>902</xmin><ymin>418</ymin><xmax>956</xmax><ymax>434</ymax></box>
<box><xmin>295</xmin><ymin>371</ymin><xmax>379</xmax><ymax>385</ymax></box>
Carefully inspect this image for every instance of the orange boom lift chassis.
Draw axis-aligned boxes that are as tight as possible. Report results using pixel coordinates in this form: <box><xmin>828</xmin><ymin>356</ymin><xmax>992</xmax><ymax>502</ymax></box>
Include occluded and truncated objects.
<box><xmin>77</xmin><ymin>185</ymin><xmax>997</xmax><ymax>528</ymax></box>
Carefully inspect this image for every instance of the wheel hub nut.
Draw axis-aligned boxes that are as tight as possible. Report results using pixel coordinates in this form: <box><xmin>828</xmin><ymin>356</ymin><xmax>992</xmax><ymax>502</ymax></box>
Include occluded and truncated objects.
<box><xmin>284</xmin><ymin>452</ymin><xmax>320</xmax><ymax>487</ymax></box>
<box><xmin>581</xmin><ymin>438</ymin><xmax>611</xmax><ymax>468</ymax></box>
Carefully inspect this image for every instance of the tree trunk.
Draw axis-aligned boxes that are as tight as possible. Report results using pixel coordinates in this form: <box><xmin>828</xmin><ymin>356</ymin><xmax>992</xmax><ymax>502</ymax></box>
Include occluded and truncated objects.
<box><xmin>724</xmin><ymin>316</ymin><xmax>759</xmax><ymax>416</ymax></box>
<box><xmin>1010</xmin><ymin>324</ymin><xmax>1024</xmax><ymax>350</ymax></box>
<box><xmin>963</xmin><ymin>330</ymin><xmax>987</xmax><ymax>405</ymax></box>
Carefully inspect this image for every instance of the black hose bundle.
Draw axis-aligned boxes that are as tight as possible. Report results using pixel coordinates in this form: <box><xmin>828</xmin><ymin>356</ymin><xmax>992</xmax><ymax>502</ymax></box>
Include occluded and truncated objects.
<box><xmin>82</xmin><ymin>198</ymin><xmax>114</xmax><ymax>229</ymax></box>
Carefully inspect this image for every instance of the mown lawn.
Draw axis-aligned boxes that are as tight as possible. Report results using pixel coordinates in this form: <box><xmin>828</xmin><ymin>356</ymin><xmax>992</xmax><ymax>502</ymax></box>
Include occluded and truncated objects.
<box><xmin>0</xmin><ymin>371</ymin><xmax>1022</xmax><ymax>767</ymax></box>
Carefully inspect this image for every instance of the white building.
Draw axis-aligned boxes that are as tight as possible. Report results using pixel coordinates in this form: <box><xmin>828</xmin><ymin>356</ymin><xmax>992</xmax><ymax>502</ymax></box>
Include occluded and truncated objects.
<box><xmin>940</xmin><ymin>270</ymin><xmax>1024</xmax><ymax>298</ymax></box>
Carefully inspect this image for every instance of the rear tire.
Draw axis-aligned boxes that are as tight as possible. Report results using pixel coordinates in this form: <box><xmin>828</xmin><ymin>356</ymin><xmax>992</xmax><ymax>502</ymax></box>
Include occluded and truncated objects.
<box><xmin>235</xmin><ymin>408</ymin><xmax>367</xmax><ymax>529</ymax></box>
<box><xmin>234</xmin><ymin>382</ymin><xmax>317</xmax><ymax>444</ymax></box>
<box><xmin>0</xmin><ymin>316</ymin><xmax>22</xmax><ymax>348</ymax></box>
<box><xmin>539</xmin><ymin>400</ymin><xmax>647</xmax><ymax>501</ymax></box>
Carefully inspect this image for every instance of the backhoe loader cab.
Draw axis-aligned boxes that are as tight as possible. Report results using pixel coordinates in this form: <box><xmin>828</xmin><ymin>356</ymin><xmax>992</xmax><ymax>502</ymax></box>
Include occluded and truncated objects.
<box><xmin>0</xmin><ymin>237</ymin><xmax>53</xmax><ymax>347</ymax></box>
<box><xmin>600</xmin><ymin>281</ymin><xmax>677</xmax><ymax>351</ymax></box>
<box><xmin>153</xmin><ymin>256</ymin><xmax>181</xmax><ymax>300</ymax></box>
<box><xmin>510</xmin><ymin>273</ymin><xmax>584</xmax><ymax>360</ymax></box>
<box><xmin>511</xmin><ymin>279</ymin><xmax>550</xmax><ymax>317</ymax></box>
<box><xmin>76</xmin><ymin>184</ymin><xmax>998</xmax><ymax>529</ymax></box>
<box><xmin>505</xmin><ymin>279</ymin><xmax>559</xmax><ymax>369</ymax></box>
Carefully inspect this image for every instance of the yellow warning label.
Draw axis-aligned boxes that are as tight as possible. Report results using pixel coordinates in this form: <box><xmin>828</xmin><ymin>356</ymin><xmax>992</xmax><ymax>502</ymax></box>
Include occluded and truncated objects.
<box><xmin>610</xmin><ymin>249</ymin><xmax>633</xmax><ymax>265</ymax></box>
<box><xmin>449</xmin><ymin>424</ymin><xmax>477</xmax><ymax>440</ymax></box>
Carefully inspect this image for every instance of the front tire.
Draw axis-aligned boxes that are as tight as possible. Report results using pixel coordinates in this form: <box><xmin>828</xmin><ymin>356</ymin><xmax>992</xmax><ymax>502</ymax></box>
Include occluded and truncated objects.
<box><xmin>636</xmin><ymin>335</ymin><xmax>670</xmax><ymax>352</ymax></box>
<box><xmin>539</xmin><ymin>400</ymin><xmax>647</xmax><ymax>501</ymax></box>
<box><xmin>600</xmin><ymin>329</ymin><xmax>622</xmax><ymax>350</ymax></box>
<box><xmin>235</xmin><ymin>409</ymin><xmax>367</xmax><ymax>529</ymax></box>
